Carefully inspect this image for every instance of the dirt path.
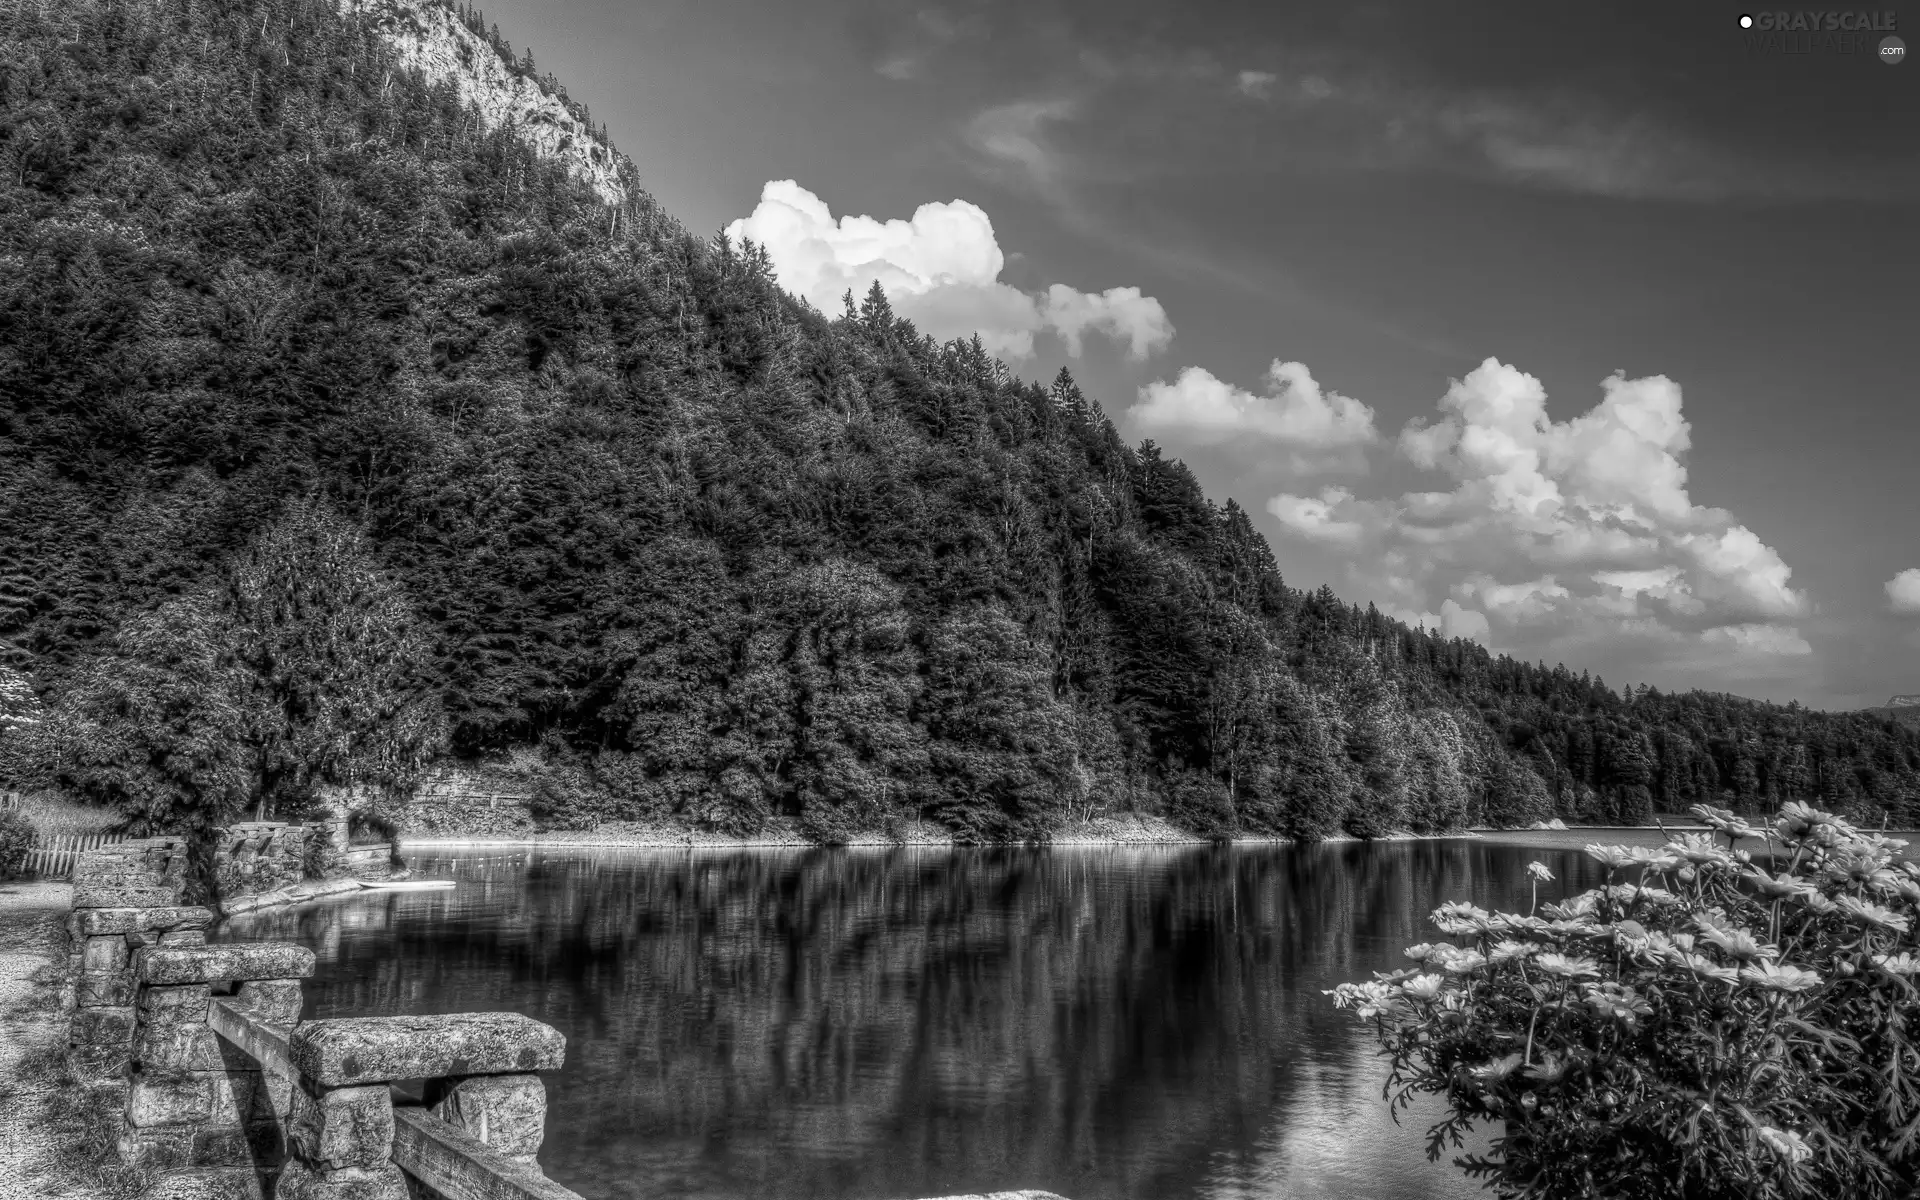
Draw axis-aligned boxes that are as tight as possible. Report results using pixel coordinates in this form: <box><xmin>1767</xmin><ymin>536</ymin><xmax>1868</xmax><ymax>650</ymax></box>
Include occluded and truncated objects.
<box><xmin>0</xmin><ymin>880</ymin><xmax>71</xmax><ymax>1199</ymax></box>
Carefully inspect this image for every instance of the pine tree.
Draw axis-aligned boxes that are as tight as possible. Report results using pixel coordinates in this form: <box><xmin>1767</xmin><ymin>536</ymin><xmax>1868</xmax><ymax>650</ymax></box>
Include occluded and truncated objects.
<box><xmin>216</xmin><ymin>501</ymin><xmax>447</xmax><ymax>820</ymax></box>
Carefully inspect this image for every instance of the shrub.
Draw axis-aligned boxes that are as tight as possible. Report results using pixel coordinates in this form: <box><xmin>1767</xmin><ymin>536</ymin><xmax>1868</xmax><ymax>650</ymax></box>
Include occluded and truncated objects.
<box><xmin>300</xmin><ymin>826</ymin><xmax>341</xmax><ymax>880</ymax></box>
<box><xmin>1329</xmin><ymin>803</ymin><xmax>1920</xmax><ymax>1199</ymax></box>
<box><xmin>0</xmin><ymin>806</ymin><xmax>32</xmax><ymax>878</ymax></box>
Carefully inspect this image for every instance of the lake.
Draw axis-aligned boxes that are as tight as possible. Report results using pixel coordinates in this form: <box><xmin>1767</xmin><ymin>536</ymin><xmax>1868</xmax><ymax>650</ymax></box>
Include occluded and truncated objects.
<box><xmin>218</xmin><ymin>839</ymin><xmax>1617</xmax><ymax>1200</ymax></box>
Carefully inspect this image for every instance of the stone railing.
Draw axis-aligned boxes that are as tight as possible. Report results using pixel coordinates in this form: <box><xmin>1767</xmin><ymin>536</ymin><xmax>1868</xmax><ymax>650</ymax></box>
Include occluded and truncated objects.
<box><xmin>64</xmin><ymin>836</ymin><xmax>200</xmax><ymax>1082</ymax></box>
<box><xmin>65</xmin><ymin>843</ymin><xmax>581</xmax><ymax>1200</ymax></box>
<box><xmin>120</xmin><ymin>942</ymin><xmax>314</xmax><ymax>1180</ymax></box>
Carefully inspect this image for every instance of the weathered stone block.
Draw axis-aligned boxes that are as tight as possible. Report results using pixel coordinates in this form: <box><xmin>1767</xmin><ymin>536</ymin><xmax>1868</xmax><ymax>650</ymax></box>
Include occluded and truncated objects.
<box><xmin>162</xmin><ymin>929</ymin><xmax>209</xmax><ymax>946</ymax></box>
<box><xmin>76</xmin><ymin>970</ymin><xmax>136</xmax><ymax>1007</ymax></box>
<box><xmin>290</xmin><ymin>1084</ymin><xmax>395</xmax><ymax>1171</ymax></box>
<box><xmin>134</xmin><ymin>1023</ymin><xmax>226</xmax><ymax>1073</ymax></box>
<box><xmin>74</xmin><ymin>881</ymin><xmax>182</xmax><ymax>909</ymax></box>
<box><xmin>70</xmin><ymin>1004</ymin><xmax>136</xmax><ymax>1046</ymax></box>
<box><xmin>232</xmin><ymin>979</ymin><xmax>304</xmax><ymax>1026</ymax></box>
<box><xmin>203</xmin><ymin>1070</ymin><xmax>257</xmax><ymax>1122</ymax></box>
<box><xmin>72</xmin><ymin>855</ymin><xmax>163</xmax><ymax>880</ymax></box>
<box><xmin>118</xmin><ymin>1125</ymin><xmax>196</xmax><ymax>1169</ymax></box>
<box><xmin>206</xmin><ymin>997</ymin><xmax>295</xmax><ymax>1079</ymax></box>
<box><xmin>68</xmin><ymin>1043</ymin><xmax>130</xmax><ymax>1082</ymax></box>
<box><xmin>83</xmin><ymin>934</ymin><xmax>131</xmax><ymax>971</ymax></box>
<box><xmin>291</xmin><ymin>1014</ymin><xmax>565</xmax><ymax>1087</ymax></box>
<box><xmin>430</xmin><ymin>1074</ymin><xmax>547</xmax><ymax>1159</ymax></box>
<box><xmin>275</xmin><ymin>1160</ymin><xmax>409</xmax><ymax>1200</ymax></box>
<box><xmin>140</xmin><ymin>982</ymin><xmax>213</xmax><ymax>1026</ymax></box>
<box><xmin>141</xmin><ymin>1167</ymin><xmax>267</xmax><ymax>1200</ymax></box>
<box><xmin>128</xmin><ymin>1072</ymin><xmax>215</xmax><ymax>1127</ymax></box>
<box><xmin>70</xmin><ymin>906</ymin><xmax>215</xmax><ymax>937</ymax></box>
<box><xmin>190</xmin><ymin>1124</ymin><xmax>256</xmax><ymax>1168</ymax></box>
<box><xmin>253</xmin><ymin>1069</ymin><xmax>296</xmax><ymax>1123</ymax></box>
<box><xmin>135</xmin><ymin>943</ymin><xmax>316</xmax><ymax>986</ymax></box>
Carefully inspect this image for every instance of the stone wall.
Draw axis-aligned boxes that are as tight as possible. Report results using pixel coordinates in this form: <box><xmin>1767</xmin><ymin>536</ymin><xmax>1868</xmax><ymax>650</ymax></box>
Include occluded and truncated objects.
<box><xmin>212</xmin><ymin>823</ymin><xmax>309</xmax><ymax>902</ymax></box>
<box><xmin>211</xmin><ymin>818</ymin><xmax>408</xmax><ymax>914</ymax></box>
<box><xmin>62</xmin><ymin>837</ymin><xmax>204</xmax><ymax>1085</ymax></box>
<box><xmin>389</xmin><ymin>763</ymin><xmax>537</xmax><ymax>838</ymax></box>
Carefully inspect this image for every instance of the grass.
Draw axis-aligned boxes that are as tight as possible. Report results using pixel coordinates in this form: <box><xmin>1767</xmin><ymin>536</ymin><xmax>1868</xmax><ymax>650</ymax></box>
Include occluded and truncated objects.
<box><xmin>29</xmin><ymin>1073</ymin><xmax>153</xmax><ymax>1200</ymax></box>
<box><xmin>0</xmin><ymin>906</ymin><xmax>150</xmax><ymax>1200</ymax></box>
<box><xmin>6</xmin><ymin>792</ymin><xmax>120</xmax><ymax>839</ymax></box>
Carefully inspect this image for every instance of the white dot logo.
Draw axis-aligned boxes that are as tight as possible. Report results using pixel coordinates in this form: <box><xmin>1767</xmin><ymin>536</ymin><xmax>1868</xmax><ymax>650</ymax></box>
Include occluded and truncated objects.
<box><xmin>1739</xmin><ymin>14</ymin><xmax>1754</xmax><ymax>29</ymax></box>
<box><xmin>1883</xmin><ymin>36</ymin><xmax>1907</xmax><ymax>65</ymax></box>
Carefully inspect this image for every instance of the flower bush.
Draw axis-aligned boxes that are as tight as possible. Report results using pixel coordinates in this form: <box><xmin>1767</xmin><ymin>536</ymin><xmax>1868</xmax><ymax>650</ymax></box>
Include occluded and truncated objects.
<box><xmin>1329</xmin><ymin>803</ymin><xmax>1920</xmax><ymax>1199</ymax></box>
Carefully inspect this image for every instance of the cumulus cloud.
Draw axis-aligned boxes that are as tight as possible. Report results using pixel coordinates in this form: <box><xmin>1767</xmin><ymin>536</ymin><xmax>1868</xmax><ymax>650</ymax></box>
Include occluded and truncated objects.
<box><xmin>1888</xmin><ymin>569</ymin><xmax>1920</xmax><ymax>614</ymax></box>
<box><xmin>725</xmin><ymin>180</ymin><xmax>1172</xmax><ymax>360</ymax></box>
<box><xmin>1129</xmin><ymin>359</ymin><xmax>1377</xmax><ymax>471</ymax></box>
<box><xmin>1266</xmin><ymin>357</ymin><xmax>1810</xmax><ymax>672</ymax></box>
<box><xmin>1236</xmin><ymin>70</ymin><xmax>1276</xmax><ymax>98</ymax></box>
<box><xmin>1389</xmin><ymin>598</ymin><xmax>1492</xmax><ymax>643</ymax></box>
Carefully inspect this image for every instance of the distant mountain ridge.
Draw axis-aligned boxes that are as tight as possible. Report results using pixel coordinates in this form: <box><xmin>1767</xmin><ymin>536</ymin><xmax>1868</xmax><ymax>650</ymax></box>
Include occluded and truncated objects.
<box><xmin>1869</xmin><ymin>696</ymin><xmax>1920</xmax><ymax>728</ymax></box>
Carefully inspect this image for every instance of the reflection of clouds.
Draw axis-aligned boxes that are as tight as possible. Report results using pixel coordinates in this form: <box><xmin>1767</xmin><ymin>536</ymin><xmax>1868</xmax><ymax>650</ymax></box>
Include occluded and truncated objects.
<box><xmin>1207</xmin><ymin>1034</ymin><xmax>1485</xmax><ymax>1199</ymax></box>
<box><xmin>221</xmin><ymin>841</ymin><xmax>1605</xmax><ymax>1200</ymax></box>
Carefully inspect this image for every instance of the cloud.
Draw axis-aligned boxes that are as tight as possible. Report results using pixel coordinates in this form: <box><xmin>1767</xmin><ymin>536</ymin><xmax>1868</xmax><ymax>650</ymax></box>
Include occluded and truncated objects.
<box><xmin>1041</xmin><ymin>284</ymin><xmax>1173</xmax><ymax>359</ymax></box>
<box><xmin>868</xmin><ymin>6</ymin><xmax>972</xmax><ymax>82</ymax></box>
<box><xmin>725</xmin><ymin>180</ymin><xmax>1172</xmax><ymax>360</ymax></box>
<box><xmin>1267</xmin><ymin>486</ymin><xmax>1368</xmax><ymax>546</ymax></box>
<box><xmin>962</xmin><ymin>99</ymin><xmax>1078</xmax><ymax>197</ymax></box>
<box><xmin>1128</xmin><ymin>359</ymin><xmax>1377</xmax><ymax>471</ymax></box>
<box><xmin>1266</xmin><ymin>358</ymin><xmax>1810</xmax><ymax>674</ymax></box>
<box><xmin>1236</xmin><ymin>70</ymin><xmax>1276</xmax><ymax>98</ymax></box>
<box><xmin>1888</xmin><ymin>569</ymin><xmax>1920</xmax><ymax>614</ymax></box>
<box><xmin>1389</xmin><ymin>598</ymin><xmax>1491</xmax><ymax>643</ymax></box>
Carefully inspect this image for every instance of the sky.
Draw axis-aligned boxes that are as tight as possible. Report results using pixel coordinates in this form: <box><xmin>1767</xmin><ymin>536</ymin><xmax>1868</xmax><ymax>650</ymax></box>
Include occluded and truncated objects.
<box><xmin>470</xmin><ymin>0</ymin><xmax>1919</xmax><ymax>710</ymax></box>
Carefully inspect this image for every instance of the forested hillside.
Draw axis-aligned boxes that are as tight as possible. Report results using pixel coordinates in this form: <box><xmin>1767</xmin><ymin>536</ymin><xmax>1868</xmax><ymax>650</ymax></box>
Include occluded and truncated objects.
<box><xmin>2</xmin><ymin>0</ymin><xmax>1916</xmax><ymax>841</ymax></box>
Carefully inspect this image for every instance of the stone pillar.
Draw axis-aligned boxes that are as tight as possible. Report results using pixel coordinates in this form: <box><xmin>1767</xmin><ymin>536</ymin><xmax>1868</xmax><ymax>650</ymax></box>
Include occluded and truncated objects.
<box><xmin>286</xmin><ymin>1012</ymin><xmax>566</xmax><ymax>1196</ymax></box>
<box><xmin>426</xmin><ymin>1073</ymin><xmax>549</xmax><ymax>1164</ymax></box>
<box><xmin>121</xmin><ymin>941</ymin><xmax>316</xmax><ymax>1194</ymax></box>
<box><xmin>64</xmin><ymin>839</ymin><xmax>200</xmax><ymax>1084</ymax></box>
<box><xmin>214</xmin><ymin>822</ymin><xmax>310</xmax><ymax>906</ymax></box>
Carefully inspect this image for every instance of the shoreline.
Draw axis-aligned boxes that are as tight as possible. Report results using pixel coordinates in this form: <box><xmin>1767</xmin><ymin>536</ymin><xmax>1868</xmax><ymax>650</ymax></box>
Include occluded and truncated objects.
<box><xmin>395</xmin><ymin>822</ymin><xmax>1794</xmax><ymax>855</ymax></box>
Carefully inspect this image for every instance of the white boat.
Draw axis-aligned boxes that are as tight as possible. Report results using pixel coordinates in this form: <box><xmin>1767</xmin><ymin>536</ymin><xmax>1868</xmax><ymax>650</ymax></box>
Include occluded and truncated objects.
<box><xmin>353</xmin><ymin>879</ymin><xmax>457</xmax><ymax>891</ymax></box>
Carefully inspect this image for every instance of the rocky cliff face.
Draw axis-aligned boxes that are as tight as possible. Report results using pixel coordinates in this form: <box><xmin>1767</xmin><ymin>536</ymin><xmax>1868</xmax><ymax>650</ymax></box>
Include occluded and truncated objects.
<box><xmin>334</xmin><ymin>0</ymin><xmax>627</xmax><ymax>205</ymax></box>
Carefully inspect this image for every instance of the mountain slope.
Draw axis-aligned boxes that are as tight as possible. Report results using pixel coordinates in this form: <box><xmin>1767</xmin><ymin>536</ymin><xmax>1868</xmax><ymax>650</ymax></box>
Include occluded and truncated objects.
<box><xmin>1867</xmin><ymin>697</ymin><xmax>1920</xmax><ymax>729</ymax></box>
<box><xmin>1</xmin><ymin>0</ymin><xmax>1916</xmax><ymax>838</ymax></box>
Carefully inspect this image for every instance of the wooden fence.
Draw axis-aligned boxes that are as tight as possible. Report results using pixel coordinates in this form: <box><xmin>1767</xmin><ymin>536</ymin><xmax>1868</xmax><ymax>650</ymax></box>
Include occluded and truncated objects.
<box><xmin>6</xmin><ymin>793</ymin><xmax>131</xmax><ymax>878</ymax></box>
<box><xmin>26</xmin><ymin>831</ymin><xmax>129</xmax><ymax>878</ymax></box>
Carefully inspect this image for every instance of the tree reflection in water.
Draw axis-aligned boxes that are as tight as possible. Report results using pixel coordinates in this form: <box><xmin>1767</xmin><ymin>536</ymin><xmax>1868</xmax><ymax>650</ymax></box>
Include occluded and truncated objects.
<box><xmin>220</xmin><ymin>841</ymin><xmax>1609</xmax><ymax>1200</ymax></box>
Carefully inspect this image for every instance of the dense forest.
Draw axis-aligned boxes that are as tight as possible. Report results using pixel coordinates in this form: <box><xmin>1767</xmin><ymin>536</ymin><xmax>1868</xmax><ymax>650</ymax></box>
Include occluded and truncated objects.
<box><xmin>1</xmin><ymin>0</ymin><xmax>1916</xmax><ymax>841</ymax></box>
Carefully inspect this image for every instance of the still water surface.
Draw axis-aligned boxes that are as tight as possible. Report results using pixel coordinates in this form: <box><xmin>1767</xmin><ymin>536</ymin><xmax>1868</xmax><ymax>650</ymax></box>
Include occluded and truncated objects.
<box><xmin>220</xmin><ymin>840</ymin><xmax>1614</xmax><ymax>1200</ymax></box>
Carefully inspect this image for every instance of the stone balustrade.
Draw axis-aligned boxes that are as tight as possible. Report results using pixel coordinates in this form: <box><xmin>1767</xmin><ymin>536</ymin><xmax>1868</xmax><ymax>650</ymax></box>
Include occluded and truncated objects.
<box><xmin>279</xmin><ymin>1012</ymin><xmax>568</xmax><ymax>1199</ymax></box>
<box><xmin>63</xmin><ymin>836</ymin><xmax>200</xmax><ymax>1083</ymax></box>
<box><xmin>119</xmin><ymin>941</ymin><xmax>316</xmax><ymax>1189</ymax></box>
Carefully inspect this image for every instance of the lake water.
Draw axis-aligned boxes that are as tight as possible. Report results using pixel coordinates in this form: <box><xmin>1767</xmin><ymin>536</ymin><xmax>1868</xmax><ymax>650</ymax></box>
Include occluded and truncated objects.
<box><xmin>219</xmin><ymin>839</ymin><xmax>1615</xmax><ymax>1200</ymax></box>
